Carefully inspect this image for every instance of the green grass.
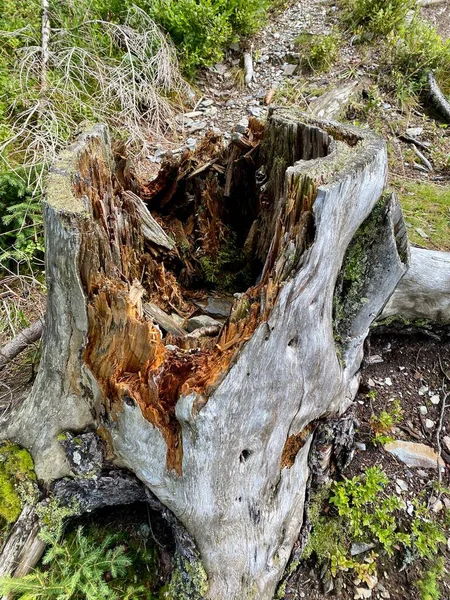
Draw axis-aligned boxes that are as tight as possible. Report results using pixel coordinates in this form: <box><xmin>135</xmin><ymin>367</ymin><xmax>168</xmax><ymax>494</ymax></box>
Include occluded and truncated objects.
<box><xmin>294</xmin><ymin>31</ymin><xmax>340</xmax><ymax>72</ymax></box>
<box><xmin>392</xmin><ymin>179</ymin><xmax>450</xmax><ymax>250</ymax></box>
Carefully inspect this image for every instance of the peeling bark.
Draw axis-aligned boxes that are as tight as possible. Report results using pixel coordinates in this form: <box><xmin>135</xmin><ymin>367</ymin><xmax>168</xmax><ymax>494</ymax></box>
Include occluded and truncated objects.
<box><xmin>0</xmin><ymin>111</ymin><xmax>411</xmax><ymax>599</ymax></box>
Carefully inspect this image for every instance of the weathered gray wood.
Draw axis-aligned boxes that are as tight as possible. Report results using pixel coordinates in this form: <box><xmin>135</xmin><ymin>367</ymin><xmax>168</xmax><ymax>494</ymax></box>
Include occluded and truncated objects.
<box><xmin>0</xmin><ymin>319</ymin><xmax>44</xmax><ymax>371</ymax></box>
<box><xmin>0</xmin><ymin>112</ymin><xmax>411</xmax><ymax>599</ymax></box>
<box><xmin>123</xmin><ymin>190</ymin><xmax>175</xmax><ymax>250</ymax></box>
<box><xmin>143</xmin><ymin>302</ymin><xmax>186</xmax><ymax>337</ymax></box>
<box><xmin>0</xmin><ymin>505</ymin><xmax>45</xmax><ymax>590</ymax></box>
<box><xmin>428</xmin><ymin>71</ymin><xmax>450</xmax><ymax>123</ymax></box>
<box><xmin>382</xmin><ymin>247</ymin><xmax>450</xmax><ymax>324</ymax></box>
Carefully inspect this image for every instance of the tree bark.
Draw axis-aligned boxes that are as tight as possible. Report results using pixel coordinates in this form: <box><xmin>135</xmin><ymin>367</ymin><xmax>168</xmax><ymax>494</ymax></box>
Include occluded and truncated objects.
<box><xmin>0</xmin><ymin>110</ymin><xmax>410</xmax><ymax>599</ymax></box>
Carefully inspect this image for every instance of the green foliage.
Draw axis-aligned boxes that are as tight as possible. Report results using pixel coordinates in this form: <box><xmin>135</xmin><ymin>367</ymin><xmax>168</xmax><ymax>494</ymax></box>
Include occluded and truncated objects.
<box><xmin>370</xmin><ymin>399</ymin><xmax>403</xmax><ymax>445</ymax></box>
<box><xmin>416</xmin><ymin>558</ymin><xmax>445</xmax><ymax>600</ymax></box>
<box><xmin>0</xmin><ymin>526</ymin><xmax>135</xmax><ymax>600</ymax></box>
<box><xmin>295</xmin><ymin>32</ymin><xmax>340</xmax><ymax>72</ymax></box>
<box><xmin>0</xmin><ymin>171</ymin><xmax>44</xmax><ymax>271</ymax></box>
<box><xmin>0</xmin><ymin>441</ymin><xmax>36</xmax><ymax>524</ymax></box>
<box><xmin>303</xmin><ymin>467</ymin><xmax>448</xmax><ymax>589</ymax></box>
<box><xmin>385</xmin><ymin>17</ymin><xmax>450</xmax><ymax>101</ymax></box>
<box><xmin>143</xmin><ymin>0</ymin><xmax>271</xmax><ymax>75</ymax></box>
<box><xmin>340</xmin><ymin>0</ymin><xmax>415</xmax><ymax>37</ymax></box>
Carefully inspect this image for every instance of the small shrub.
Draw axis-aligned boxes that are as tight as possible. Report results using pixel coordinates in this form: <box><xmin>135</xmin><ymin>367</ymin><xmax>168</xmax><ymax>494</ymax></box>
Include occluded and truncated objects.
<box><xmin>0</xmin><ymin>527</ymin><xmax>134</xmax><ymax>600</ymax></box>
<box><xmin>416</xmin><ymin>558</ymin><xmax>445</xmax><ymax>600</ymax></box>
<box><xmin>370</xmin><ymin>399</ymin><xmax>403</xmax><ymax>445</ymax></box>
<box><xmin>295</xmin><ymin>32</ymin><xmax>340</xmax><ymax>72</ymax></box>
<box><xmin>340</xmin><ymin>0</ymin><xmax>415</xmax><ymax>37</ymax></box>
<box><xmin>303</xmin><ymin>467</ymin><xmax>448</xmax><ymax>590</ymax></box>
<box><xmin>142</xmin><ymin>0</ymin><xmax>271</xmax><ymax>75</ymax></box>
<box><xmin>386</xmin><ymin>17</ymin><xmax>450</xmax><ymax>98</ymax></box>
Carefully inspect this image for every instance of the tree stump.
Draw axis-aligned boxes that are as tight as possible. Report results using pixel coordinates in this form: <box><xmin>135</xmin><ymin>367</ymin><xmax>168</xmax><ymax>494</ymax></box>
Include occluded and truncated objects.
<box><xmin>0</xmin><ymin>109</ymin><xmax>410</xmax><ymax>599</ymax></box>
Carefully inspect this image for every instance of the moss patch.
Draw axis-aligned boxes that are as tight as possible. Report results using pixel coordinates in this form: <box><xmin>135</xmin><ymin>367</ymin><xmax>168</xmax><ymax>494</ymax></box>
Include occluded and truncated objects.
<box><xmin>0</xmin><ymin>441</ymin><xmax>36</xmax><ymax>524</ymax></box>
<box><xmin>391</xmin><ymin>179</ymin><xmax>450</xmax><ymax>251</ymax></box>
<box><xmin>160</xmin><ymin>552</ymin><xmax>208</xmax><ymax>600</ymax></box>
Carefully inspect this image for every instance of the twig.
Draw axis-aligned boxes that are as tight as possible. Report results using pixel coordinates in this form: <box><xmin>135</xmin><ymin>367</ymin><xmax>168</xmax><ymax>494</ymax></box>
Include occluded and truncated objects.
<box><xmin>435</xmin><ymin>390</ymin><xmax>448</xmax><ymax>491</ymax></box>
<box><xmin>412</xmin><ymin>145</ymin><xmax>433</xmax><ymax>172</ymax></box>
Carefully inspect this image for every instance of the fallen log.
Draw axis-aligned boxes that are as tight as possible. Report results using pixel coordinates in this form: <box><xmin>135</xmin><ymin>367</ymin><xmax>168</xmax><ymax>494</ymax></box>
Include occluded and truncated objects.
<box><xmin>0</xmin><ymin>319</ymin><xmax>44</xmax><ymax>371</ymax></box>
<box><xmin>0</xmin><ymin>113</ymin><xmax>410</xmax><ymax>599</ymax></box>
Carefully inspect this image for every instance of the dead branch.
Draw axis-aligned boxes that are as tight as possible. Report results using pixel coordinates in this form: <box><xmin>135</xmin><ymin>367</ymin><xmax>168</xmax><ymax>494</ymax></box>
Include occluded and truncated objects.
<box><xmin>0</xmin><ymin>318</ymin><xmax>44</xmax><ymax>371</ymax></box>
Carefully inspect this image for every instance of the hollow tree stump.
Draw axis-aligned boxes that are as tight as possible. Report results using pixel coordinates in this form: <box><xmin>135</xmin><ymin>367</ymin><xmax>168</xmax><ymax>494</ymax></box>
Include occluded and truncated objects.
<box><xmin>0</xmin><ymin>109</ymin><xmax>410</xmax><ymax>599</ymax></box>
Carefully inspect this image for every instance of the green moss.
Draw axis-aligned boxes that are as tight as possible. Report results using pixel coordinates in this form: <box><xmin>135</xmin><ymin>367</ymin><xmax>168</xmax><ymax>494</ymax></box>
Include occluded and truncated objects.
<box><xmin>161</xmin><ymin>552</ymin><xmax>208</xmax><ymax>600</ymax></box>
<box><xmin>0</xmin><ymin>441</ymin><xmax>36</xmax><ymax>524</ymax></box>
<box><xmin>333</xmin><ymin>196</ymin><xmax>387</xmax><ymax>353</ymax></box>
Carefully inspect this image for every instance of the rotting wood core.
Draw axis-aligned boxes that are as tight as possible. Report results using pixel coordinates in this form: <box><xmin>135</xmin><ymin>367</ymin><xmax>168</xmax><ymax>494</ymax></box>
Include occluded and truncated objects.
<box><xmin>70</xmin><ymin>116</ymin><xmax>347</xmax><ymax>474</ymax></box>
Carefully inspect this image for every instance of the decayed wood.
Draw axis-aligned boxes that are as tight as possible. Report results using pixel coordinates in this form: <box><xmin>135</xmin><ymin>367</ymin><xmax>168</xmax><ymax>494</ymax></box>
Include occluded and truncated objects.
<box><xmin>0</xmin><ymin>505</ymin><xmax>45</xmax><ymax>587</ymax></box>
<box><xmin>123</xmin><ymin>190</ymin><xmax>175</xmax><ymax>250</ymax></box>
<box><xmin>0</xmin><ymin>318</ymin><xmax>44</xmax><ymax>371</ymax></box>
<box><xmin>0</xmin><ymin>112</ymin><xmax>411</xmax><ymax>599</ymax></box>
<box><xmin>382</xmin><ymin>247</ymin><xmax>450</xmax><ymax>324</ymax></box>
<box><xmin>428</xmin><ymin>71</ymin><xmax>450</xmax><ymax>123</ymax></box>
<box><xmin>143</xmin><ymin>302</ymin><xmax>186</xmax><ymax>337</ymax></box>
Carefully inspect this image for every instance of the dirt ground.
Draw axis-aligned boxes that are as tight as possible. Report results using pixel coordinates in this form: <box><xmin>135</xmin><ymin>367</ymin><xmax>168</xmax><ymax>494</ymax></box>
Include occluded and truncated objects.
<box><xmin>285</xmin><ymin>329</ymin><xmax>450</xmax><ymax>600</ymax></box>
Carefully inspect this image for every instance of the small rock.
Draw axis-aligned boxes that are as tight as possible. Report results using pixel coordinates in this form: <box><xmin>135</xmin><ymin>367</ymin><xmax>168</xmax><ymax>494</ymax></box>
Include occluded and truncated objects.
<box><xmin>425</xmin><ymin>419</ymin><xmax>435</xmax><ymax>429</ymax></box>
<box><xmin>399</xmin><ymin>366</ymin><xmax>405</xmax><ymax>371</ymax></box>
<box><xmin>186</xmin><ymin>315</ymin><xmax>221</xmax><ymax>332</ymax></box>
<box><xmin>72</xmin><ymin>451</ymin><xmax>82</xmax><ymax>465</ymax></box>
<box><xmin>443</xmin><ymin>436</ymin><xmax>450</xmax><ymax>453</ymax></box>
<box><xmin>184</xmin><ymin>111</ymin><xmax>203</xmax><ymax>118</ymax></box>
<box><xmin>355</xmin><ymin>442</ymin><xmax>367</xmax><ymax>451</ymax></box>
<box><xmin>201</xmin><ymin>98</ymin><xmax>214</xmax><ymax>107</ymax></box>
<box><xmin>431</xmin><ymin>498</ymin><xmax>444</xmax><ymax>513</ymax></box>
<box><xmin>366</xmin><ymin>575</ymin><xmax>378</xmax><ymax>590</ymax></box>
<box><xmin>395</xmin><ymin>478</ymin><xmax>408</xmax><ymax>492</ymax></box>
<box><xmin>385</xmin><ymin>377</ymin><xmax>392</xmax><ymax>386</ymax></box>
<box><xmin>381</xmin><ymin>592</ymin><xmax>391</xmax><ymax>599</ymax></box>
<box><xmin>430</xmin><ymin>395</ymin><xmax>440</xmax><ymax>405</ymax></box>
<box><xmin>406</xmin><ymin>127</ymin><xmax>423</xmax><ymax>137</ymax></box>
<box><xmin>368</xmin><ymin>378</ymin><xmax>376</xmax><ymax>388</ymax></box>
<box><xmin>248</xmin><ymin>106</ymin><xmax>262</xmax><ymax>117</ymax></box>
<box><xmin>351</xmin><ymin>542</ymin><xmax>375</xmax><ymax>556</ymax></box>
<box><xmin>417</xmin><ymin>469</ymin><xmax>428</xmax><ymax>478</ymax></box>
<box><xmin>354</xmin><ymin>588</ymin><xmax>372</xmax><ymax>599</ymax></box>
<box><xmin>367</xmin><ymin>354</ymin><xmax>383</xmax><ymax>364</ymax></box>
<box><xmin>189</xmin><ymin>121</ymin><xmax>207</xmax><ymax>133</ymax></box>
<box><xmin>283</xmin><ymin>63</ymin><xmax>297</xmax><ymax>76</ymax></box>
<box><xmin>214</xmin><ymin>63</ymin><xmax>228</xmax><ymax>75</ymax></box>
<box><xmin>418</xmin><ymin>385</ymin><xmax>429</xmax><ymax>396</ymax></box>
<box><xmin>384</xmin><ymin>440</ymin><xmax>445</xmax><ymax>470</ymax></box>
<box><xmin>419</xmin><ymin>406</ymin><xmax>428</xmax><ymax>415</ymax></box>
<box><xmin>273</xmin><ymin>32</ymin><xmax>280</xmax><ymax>39</ymax></box>
<box><xmin>383</xmin><ymin>103</ymin><xmax>391</xmax><ymax>109</ymax></box>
